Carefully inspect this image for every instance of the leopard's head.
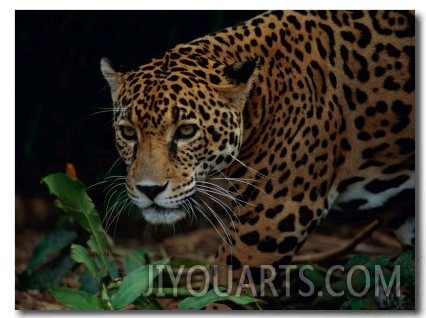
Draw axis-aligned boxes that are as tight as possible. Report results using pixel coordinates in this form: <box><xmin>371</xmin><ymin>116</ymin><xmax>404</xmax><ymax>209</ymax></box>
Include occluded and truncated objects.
<box><xmin>101</xmin><ymin>51</ymin><xmax>259</xmax><ymax>224</ymax></box>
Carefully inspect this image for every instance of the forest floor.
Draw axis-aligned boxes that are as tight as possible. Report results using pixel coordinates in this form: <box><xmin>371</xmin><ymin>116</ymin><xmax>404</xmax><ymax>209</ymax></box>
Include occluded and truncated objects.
<box><xmin>15</xmin><ymin>195</ymin><xmax>404</xmax><ymax>310</ymax></box>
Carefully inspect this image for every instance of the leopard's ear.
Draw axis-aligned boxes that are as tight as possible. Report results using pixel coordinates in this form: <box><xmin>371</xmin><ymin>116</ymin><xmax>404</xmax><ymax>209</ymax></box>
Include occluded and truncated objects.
<box><xmin>214</xmin><ymin>58</ymin><xmax>261</xmax><ymax>110</ymax></box>
<box><xmin>100</xmin><ymin>57</ymin><xmax>122</xmax><ymax>102</ymax></box>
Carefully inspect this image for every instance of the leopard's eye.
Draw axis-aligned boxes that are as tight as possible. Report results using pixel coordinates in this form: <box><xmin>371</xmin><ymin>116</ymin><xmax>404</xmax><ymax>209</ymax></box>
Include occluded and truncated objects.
<box><xmin>176</xmin><ymin>124</ymin><xmax>198</xmax><ymax>140</ymax></box>
<box><xmin>119</xmin><ymin>125</ymin><xmax>136</xmax><ymax>141</ymax></box>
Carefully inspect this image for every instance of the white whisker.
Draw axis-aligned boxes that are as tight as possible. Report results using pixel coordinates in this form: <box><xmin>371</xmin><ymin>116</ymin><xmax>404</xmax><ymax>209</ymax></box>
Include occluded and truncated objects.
<box><xmin>190</xmin><ymin>197</ymin><xmax>233</xmax><ymax>249</ymax></box>
<box><xmin>210</xmin><ymin>176</ymin><xmax>265</xmax><ymax>194</ymax></box>
<box><xmin>104</xmin><ymin>189</ymin><xmax>129</xmax><ymax>235</ymax></box>
<box><xmin>228</xmin><ymin>153</ymin><xmax>271</xmax><ymax>179</ymax></box>
<box><xmin>86</xmin><ymin>179</ymin><xmax>108</xmax><ymax>190</ymax></box>
<box><xmin>195</xmin><ymin>188</ymin><xmax>240</xmax><ymax>237</ymax></box>
<box><xmin>106</xmin><ymin>157</ymin><xmax>124</xmax><ymax>176</ymax></box>
<box><xmin>196</xmin><ymin>182</ymin><xmax>257</xmax><ymax>207</ymax></box>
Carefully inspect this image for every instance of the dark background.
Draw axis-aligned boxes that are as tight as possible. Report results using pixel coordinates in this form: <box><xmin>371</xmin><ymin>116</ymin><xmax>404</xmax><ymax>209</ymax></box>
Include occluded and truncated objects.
<box><xmin>15</xmin><ymin>11</ymin><xmax>263</xmax><ymax>218</ymax></box>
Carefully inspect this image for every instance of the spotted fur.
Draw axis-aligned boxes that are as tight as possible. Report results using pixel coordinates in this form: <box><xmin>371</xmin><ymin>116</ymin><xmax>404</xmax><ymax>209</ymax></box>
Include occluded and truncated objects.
<box><xmin>101</xmin><ymin>10</ymin><xmax>415</xmax><ymax>300</ymax></box>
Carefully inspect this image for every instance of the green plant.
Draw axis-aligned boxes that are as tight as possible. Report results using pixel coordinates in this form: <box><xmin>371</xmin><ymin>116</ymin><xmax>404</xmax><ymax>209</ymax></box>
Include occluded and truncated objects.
<box><xmin>279</xmin><ymin>252</ymin><xmax>415</xmax><ymax>310</ymax></box>
<box><xmin>21</xmin><ymin>171</ymin><xmax>259</xmax><ymax>310</ymax></box>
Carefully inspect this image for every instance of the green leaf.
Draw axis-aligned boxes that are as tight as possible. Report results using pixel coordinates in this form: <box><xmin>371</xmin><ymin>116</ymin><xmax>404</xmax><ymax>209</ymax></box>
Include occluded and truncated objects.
<box><xmin>396</xmin><ymin>249</ymin><xmax>415</xmax><ymax>266</ymax></box>
<box><xmin>41</xmin><ymin>173</ymin><xmax>110</xmax><ymax>274</ymax></box>
<box><xmin>365</xmin><ymin>256</ymin><xmax>390</xmax><ymax>270</ymax></box>
<box><xmin>345</xmin><ymin>254</ymin><xmax>370</xmax><ymax>270</ymax></box>
<box><xmin>313</xmin><ymin>279</ymin><xmax>347</xmax><ymax>306</ymax></box>
<box><xmin>340</xmin><ymin>297</ymin><xmax>371</xmax><ymax>310</ymax></box>
<box><xmin>340</xmin><ymin>299</ymin><xmax>350</xmax><ymax>310</ymax></box>
<box><xmin>395</xmin><ymin>250</ymin><xmax>415</xmax><ymax>292</ymax></box>
<box><xmin>79</xmin><ymin>267</ymin><xmax>99</xmax><ymax>294</ymax></box>
<box><xmin>41</xmin><ymin>173</ymin><xmax>94</xmax><ymax>218</ymax></box>
<box><xmin>71</xmin><ymin>244</ymin><xmax>99</xmax><ymax>280</ymax></box>
<box><xmin>350</xmin><ymin>266</ymin><xmax>372</xmax><ymax>290</ymax></box>
<box><xmin>24</xmin><ymin>228</ymin><xmax>78</xmax><ymax>272</ymax></box>
<box><xmin>178</xmin><ymin>288</ymin><xmax>259</xmax><ymax>310</ymax></box>
<box><xmin>133</xmin><ymin>296</ymin><xmax>164</xmax><ymax>310</ymax></box>
<box><xmin>353</xmin><ymin>257</ymin><xmax>390</xmax><ymax>289</ymax></box>
<box><xmin>123</xmin><ymin>249</ymin><xmax>148</xmax><ymax>275</ymax></box>
<box><xmin>87</xmin><ymin>235</ymin><xmax>109</xmax><ymax>275</ymax></box>
<box><xmin>111</xmin><ymin>259</ymin><xmax>169</xmax><ymax>309</ymax></box>
<box><xmin>23</xmin><ymin>253</ymin><xmax>75</xmax><ymax>292</ymax></box>
<box><xmin>303</xmin><ymin>266</ymin><xmax>326</xmax><ymax>288</ymax></box>
<box><xmin>108</xmin><ymin>259</ymin><xmax>119</xmax><ymax>279</ymax></box>
<box><xmin>348</xmin><ymin>297</ymin><xmax>362</xmax><ymax>310</ymax></box>
<box><xmin>50</xmin><ymin>287</ymin><xmax>105</xmax><ymax>310</ymax></box>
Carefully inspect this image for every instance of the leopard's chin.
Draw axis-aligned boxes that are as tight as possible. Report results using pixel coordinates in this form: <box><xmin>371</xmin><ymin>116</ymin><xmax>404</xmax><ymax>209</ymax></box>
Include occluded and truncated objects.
<box><xmin>141</xmin><ymin>204</ymin><xmax>186</xmax><ymax>224</ymax></box>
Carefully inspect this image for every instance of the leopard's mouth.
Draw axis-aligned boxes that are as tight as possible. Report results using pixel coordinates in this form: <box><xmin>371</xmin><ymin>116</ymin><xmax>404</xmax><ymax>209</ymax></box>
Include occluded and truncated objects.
<box><xmin>141</xmin><ymin>204</ymin><xmax>186</xmax><ymax>224</ymax></box>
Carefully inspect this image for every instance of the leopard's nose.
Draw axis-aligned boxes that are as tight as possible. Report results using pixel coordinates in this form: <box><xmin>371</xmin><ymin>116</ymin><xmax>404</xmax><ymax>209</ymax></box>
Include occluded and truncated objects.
<box><xmin>136</xmin><ymin>181</ymin><xmax>168</xmax><ymax>201</ymax></box>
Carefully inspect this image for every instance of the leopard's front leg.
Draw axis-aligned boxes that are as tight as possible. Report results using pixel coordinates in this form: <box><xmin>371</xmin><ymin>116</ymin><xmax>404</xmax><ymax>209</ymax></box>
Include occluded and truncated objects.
<box><xmin>208</xmin><ymin>187</ymin><xmax>333</xmax><ymax>305</ymax></box>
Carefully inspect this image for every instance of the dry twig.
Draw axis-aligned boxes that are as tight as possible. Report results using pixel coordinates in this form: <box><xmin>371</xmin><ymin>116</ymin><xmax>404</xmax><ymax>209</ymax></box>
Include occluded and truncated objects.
<box><xmin>292</xmin><ymin>219</ymin><xmax>380</xmax><ymax>263</ymax></box>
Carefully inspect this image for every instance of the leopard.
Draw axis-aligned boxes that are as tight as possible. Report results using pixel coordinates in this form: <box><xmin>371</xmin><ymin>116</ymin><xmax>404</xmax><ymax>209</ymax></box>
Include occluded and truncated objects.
<box><xmin>101</xmin><ymin>10</ymin><xmax>415</xmax><ymax>307</ymax></box>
